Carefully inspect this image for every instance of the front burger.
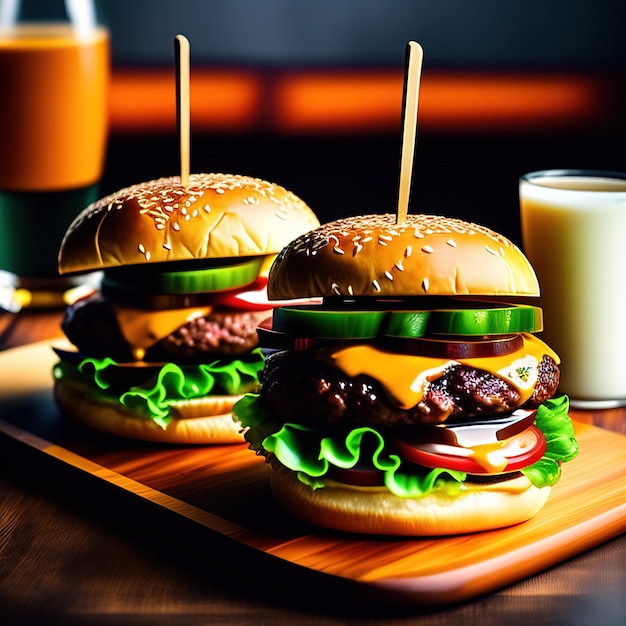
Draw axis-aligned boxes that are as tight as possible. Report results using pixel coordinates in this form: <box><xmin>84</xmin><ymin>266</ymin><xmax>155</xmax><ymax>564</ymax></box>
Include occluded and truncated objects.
<box><xmin>233</xmin><ymin>213</ymin><xmax>579</xmax><ymax>535</ymax></box>
<box><xmin>53</xmin><ymin>173</ymin><xmax>319</xmax><ymax>444</ymax></box>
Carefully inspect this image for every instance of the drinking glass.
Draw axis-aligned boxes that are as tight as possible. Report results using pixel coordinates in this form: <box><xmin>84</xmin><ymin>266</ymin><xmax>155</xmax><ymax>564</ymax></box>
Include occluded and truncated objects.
<box><xmin>0</xmin><ymin>0</ymin><xmax>110</xmax><ymax>307</ymax></box>
<box><xmin>520</xmin><ymin>169</ymin><xmax>626</xmax><ymax>408</ymax></box>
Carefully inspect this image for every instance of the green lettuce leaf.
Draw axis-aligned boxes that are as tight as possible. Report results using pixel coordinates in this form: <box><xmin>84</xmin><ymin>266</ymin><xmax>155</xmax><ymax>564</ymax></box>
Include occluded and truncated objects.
<box><xmin>520</xmin><ymin>394</ymin><xmax>578</xmax><ymax>488</ymax></box>
<box><xmin>233</xmin><ymin>392</ymin><xmax>578</xmax><ymax>496</ymax></box>
<box><xmin>232</xmin><ymin>392</ymin><xmax>278</xmax><ymax>451</ymax></box>
<box><xmin>54</xmin><ymin>349</ymin><xmax>265</xmax><ymax>429</ymax></box>
<box><xmin>234</xmin><ymin>394</ymin><xmax>466</xmax><ymax>497</ymax></box>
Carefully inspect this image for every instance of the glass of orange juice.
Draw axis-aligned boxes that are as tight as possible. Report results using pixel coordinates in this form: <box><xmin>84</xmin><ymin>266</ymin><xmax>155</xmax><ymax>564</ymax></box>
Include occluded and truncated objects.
<box><xmin>520</xmin><ymin>169</ymin><xmax>626</xmax><ymax>408</ymax></box>
<box><xmin>0</xmin><ymin>0</ymin><xmax>110</xmax><ymax>307</ymax></box>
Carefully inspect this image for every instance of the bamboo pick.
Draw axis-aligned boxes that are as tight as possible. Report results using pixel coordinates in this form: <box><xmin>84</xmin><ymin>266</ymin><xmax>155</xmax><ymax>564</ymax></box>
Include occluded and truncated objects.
<box><xmin>175</xmin><ymin>34</ymin><xmax>191</xmax><ymax>187</ymax></box>
<box><xmin>396</xmin><ymin>41</ymin><xmax>423</xmax><ymax>224</ymax></box>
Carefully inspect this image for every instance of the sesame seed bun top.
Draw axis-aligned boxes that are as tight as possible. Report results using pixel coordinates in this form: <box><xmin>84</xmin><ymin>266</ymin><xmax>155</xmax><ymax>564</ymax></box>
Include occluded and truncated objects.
<box><xmin>58</xmin><ymin>173</ymin><xmax>320</xmax><ymax>275</ymax></box>
<box><xmin>267</xmin><ymin>213</ymin><xmax>540</xmax><ymax>299</ymax></box>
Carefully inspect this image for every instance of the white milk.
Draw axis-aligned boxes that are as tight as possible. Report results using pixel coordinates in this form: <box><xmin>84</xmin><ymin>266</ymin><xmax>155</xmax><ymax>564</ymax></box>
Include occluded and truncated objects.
<box><xmin>520</xmin><ymin>171</ymin><xmax>626</xmax><ymax>407</ymax></box>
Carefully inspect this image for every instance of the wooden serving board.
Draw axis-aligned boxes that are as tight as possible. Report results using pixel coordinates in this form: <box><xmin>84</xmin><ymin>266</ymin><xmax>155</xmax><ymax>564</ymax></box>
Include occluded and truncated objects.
<box><xmin>1</xmin><ymin>340</ymin><xmax>625</xmax><ymax>606</ymax></box>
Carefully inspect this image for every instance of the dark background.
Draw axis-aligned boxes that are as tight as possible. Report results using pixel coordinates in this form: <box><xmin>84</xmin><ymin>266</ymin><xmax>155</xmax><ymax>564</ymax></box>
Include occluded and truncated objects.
<box><xmin>98</xmin><ymin>0</ymin><xmax>626</xmax><ymax>246</ymax></box>
<box><xmin>103</xmin><ymin>0</ymin><xmax>626</xmax><ymax>70</ymax></box>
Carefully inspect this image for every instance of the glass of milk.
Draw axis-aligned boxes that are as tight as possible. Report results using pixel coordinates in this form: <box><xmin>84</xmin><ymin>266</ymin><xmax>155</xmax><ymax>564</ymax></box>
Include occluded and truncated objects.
<box><xmin>520</xmin><ymin>169</ymin><xmax>626</xmax><ymax>408</ymax></box>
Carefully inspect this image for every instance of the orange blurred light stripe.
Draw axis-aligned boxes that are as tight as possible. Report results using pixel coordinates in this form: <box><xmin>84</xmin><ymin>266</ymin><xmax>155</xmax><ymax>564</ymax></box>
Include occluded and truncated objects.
<box><xmin>273</xmin><ymin>71</ymin><xmax>609</xmax><ymax>133</ymax></box>
<box><xmin>419</xmin><ymin>72</ymin><xmax>608</xmax><ymax>131</ymax></box>
<box><xmin>272</xmin><ymin>71</ymin><xmax>403</xmax><ymax>132</ymax></box>
<box><xmin>108</xmin><ymin>68</ymin><xmax>612</xmax><ymax>134</ymax></box>
<box><xmin>109</xmin><ymin>69</ymin><xmax>263</xmax><ymax>132</ymax></box>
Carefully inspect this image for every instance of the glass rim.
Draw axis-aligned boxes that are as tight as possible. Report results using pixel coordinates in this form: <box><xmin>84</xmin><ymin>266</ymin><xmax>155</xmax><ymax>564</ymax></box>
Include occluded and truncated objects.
<box><xmin>520</xmin><ymin>169</ymin><xmax>626</xmax><ymax>184</ymax></box>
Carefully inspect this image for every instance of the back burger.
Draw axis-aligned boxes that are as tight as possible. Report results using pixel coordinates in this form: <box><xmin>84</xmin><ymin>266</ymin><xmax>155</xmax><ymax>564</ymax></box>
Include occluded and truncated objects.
<box><xmin>53</xmin><ymin>173</ymin><xmax>319</xmax><ymax>444</ymax></box>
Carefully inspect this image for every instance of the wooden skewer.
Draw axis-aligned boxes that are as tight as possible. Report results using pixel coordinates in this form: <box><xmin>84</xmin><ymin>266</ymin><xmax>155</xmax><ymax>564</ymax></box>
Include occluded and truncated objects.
<box><xmin>175</xmin><ymin>34</ymin><xmax>191</xmax><ymax>187</ymax></box>
<box><xmin>396</xmin><ymin>41</ymin><xmax>423</xmax><ymax>224</ymax></box>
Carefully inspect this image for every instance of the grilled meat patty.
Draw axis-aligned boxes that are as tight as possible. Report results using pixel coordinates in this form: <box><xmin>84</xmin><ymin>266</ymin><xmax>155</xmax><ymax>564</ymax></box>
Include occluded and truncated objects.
<box><xmin>260</xmin><ymin>349</ymin><xmax>560</xmax><ymax>427</ymax></box>
<box><xmin>62</xmin><ymin>293</ymin><xmax>266</xmax><ymax>363</ymax></box>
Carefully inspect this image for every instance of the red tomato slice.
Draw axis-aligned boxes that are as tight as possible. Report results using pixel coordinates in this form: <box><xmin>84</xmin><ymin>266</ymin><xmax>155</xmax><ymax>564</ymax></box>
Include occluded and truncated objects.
<box><xmin>214</xmin><ymin>278</ymin><xmax>323</xmax><ymax>311</ymax></box>
<box><xmin>381</xmin><ymin>334</ymin><xmax>523</xmax><ymax>359</ymax></box>
<box><xmin>391</xmin><ymin>425</ymin><xmax>546</xmax><ymax>474</ymax></box>
<box><xmin>212</xmin><ymin>277</ymin><xmax>273</xmax><ymax>311</ymax></box>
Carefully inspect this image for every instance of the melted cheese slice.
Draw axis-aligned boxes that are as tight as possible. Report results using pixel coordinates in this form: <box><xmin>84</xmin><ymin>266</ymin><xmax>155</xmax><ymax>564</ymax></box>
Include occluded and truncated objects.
<box><xmin>418</xmin><ymin>440</ymin><xmax>515</xmax><ymax>473</ymax></box>
<box><xmin>114</xmin><ymin>305</ymin><xmax>212</xmax><ymax>361</ymax></box>
<box><xmin>325</xmin><ymin>333</ymin><xmax>559</xmax><ymax>410</ymax></box>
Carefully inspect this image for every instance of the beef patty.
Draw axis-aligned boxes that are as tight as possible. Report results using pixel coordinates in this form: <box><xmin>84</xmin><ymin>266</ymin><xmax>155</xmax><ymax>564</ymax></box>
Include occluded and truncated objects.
<box><xmin>260</xmin><ymin>349</ymin><xmax>560</xmax><ymax>427</ymax></box>
<box><xmin>62</xmin><ymin>293</ymin><xmax>267</xmax><ymax>363</ymax></box>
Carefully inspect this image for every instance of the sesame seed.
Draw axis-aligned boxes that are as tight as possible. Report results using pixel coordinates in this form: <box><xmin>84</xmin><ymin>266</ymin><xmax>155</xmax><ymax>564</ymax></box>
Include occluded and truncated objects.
<box><xmin>404</xmin><ymin>245</ymin><xmax>412</xmax><ymax>258</ymax></box>
<box><xmin>485</xmin><ymin>246</ymin><xmax>498</xmax><ymax>256</ymax></box>
<box><xmin>414</xmin><ymin>229</ymin><xmax>424</xmax><ymax>238</ymax></box>
<box><xmin>385</xmin><ymin>271</ymin><xmax>394</xmax><ymax>280</ymax></box>
<box><xmin>347</xmin><ymin>285</ymin><xmax>354</xmax><ymax>296</ymax></box>
<box><xmin>378</xmin><ymin>239</ymin><xmax>388</xmax><ymax>246</ymax></box>
<box><xmin>395</xmin><ymin>260</ymin><xmax>404</xmax><ymax>271</ymax></box>
<box><xmin>362</xmin><ymin>236</ymin><xmax>373</xmax><ymax>243</ymax></box>
<box><xmin>447</xmin><ymin>239</ymin><xmax>457</xmax><ymax>247</ymax></box>
<box><xmin>422</xmin><ymin>278</ymin><xmax>430</xmax><ymax>292</ymax></box>
<box><xmin>421</xmin><ymin>245</ymin><xmax>434</xmax><ymax>254</ymax></box>
<box><xmin>332</xmin><ymin>283</ymin><xmax>341</xmax><ymax>295</ymax></box>
<box><xmin>333</xmin><ymin>246</ymin><xmax>345</xmax><ymax>255</ymax></box>
<box><xmin>138</xmin><ymin>243</ymin><xmax>146</xmax><ymax>254</ymax></box>
<box><xmin>173</xmin><ymin>222</ymin><xmax>181</xmax><ymax>231</ymax></box>
<box><xmin>353</xmin><ymin>243</ymin><xmax>363</xmax><ymax>256</ymax></box>
<box><xmin>191</xmin><ymin>209</ymin><xmax>198</xmax><ymax>218</ymax></box>
<box><xmin>372</xmin><ymin>279</ymin><xmax>381</xmax><ymax>292</ymax></box>
<box><xmin>379</xmin><ymin>234</ymin><xmax>392</xmax><ymax>241</ymax></box>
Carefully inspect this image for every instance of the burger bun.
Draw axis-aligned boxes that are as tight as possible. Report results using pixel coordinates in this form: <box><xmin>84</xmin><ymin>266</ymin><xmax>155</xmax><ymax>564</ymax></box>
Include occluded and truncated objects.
<box><xmin>268</xmin><ymin>213</ymin><xmax>540</xmax><ymax>299</ymax></box>
<box><xmin>269</xmin><ymin>464</ymin><xmax>551</xmax><ymax>536</ymax></box>
<box><xmin>54</xmin><ymin>377</ymin><xmax>245</xmax><ymax>444</ymax></box>
<box><xmin>59</xmin><ymin>173</ymin><xmax>320</xmax><ymax>275</ymax></box>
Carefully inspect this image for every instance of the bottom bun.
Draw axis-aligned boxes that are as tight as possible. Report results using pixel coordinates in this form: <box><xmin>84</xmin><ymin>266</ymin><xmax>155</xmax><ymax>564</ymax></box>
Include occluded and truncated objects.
<box><xmin>270</xmin><ymin>464</ymin><xmax>551</xmax><ymax>536</ymax></box>
<box><xmin>54</xmin><ymin>378</ymin><xmax>245</xmax><ymax>444</ymax></box>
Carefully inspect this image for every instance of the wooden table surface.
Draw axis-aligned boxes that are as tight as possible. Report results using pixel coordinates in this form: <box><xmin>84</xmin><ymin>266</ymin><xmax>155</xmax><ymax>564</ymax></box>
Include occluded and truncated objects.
<box><xmin>1</xmin><ymin>307</ymin><xmax>625</xmax><ymax>626</ymax></box>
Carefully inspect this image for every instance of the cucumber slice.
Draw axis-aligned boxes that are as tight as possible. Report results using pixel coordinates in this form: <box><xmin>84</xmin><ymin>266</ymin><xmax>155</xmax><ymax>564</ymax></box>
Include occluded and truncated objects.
<box><xmin>271</xmin><ymin>302</ymin><xmax>543</xmax><ymax>340</ymax></box>
<box><xmin>423</xmin><ymin>304</ymin><xmax>543</xmax><ymax>336</ymax></box>
<box><xmin>272</xmin><ymin>306</ymin><xmax>391</xmax><ymax>339</ymax></box>
<box><xmin>104</xmin><ymin>257</ymin><xmax>264</xmax><ymax>294</ymax></box>
<box><xmin>384</xmin><ymin>311</ymin><xmax>430</xmax><ymax>338</ymax></box>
